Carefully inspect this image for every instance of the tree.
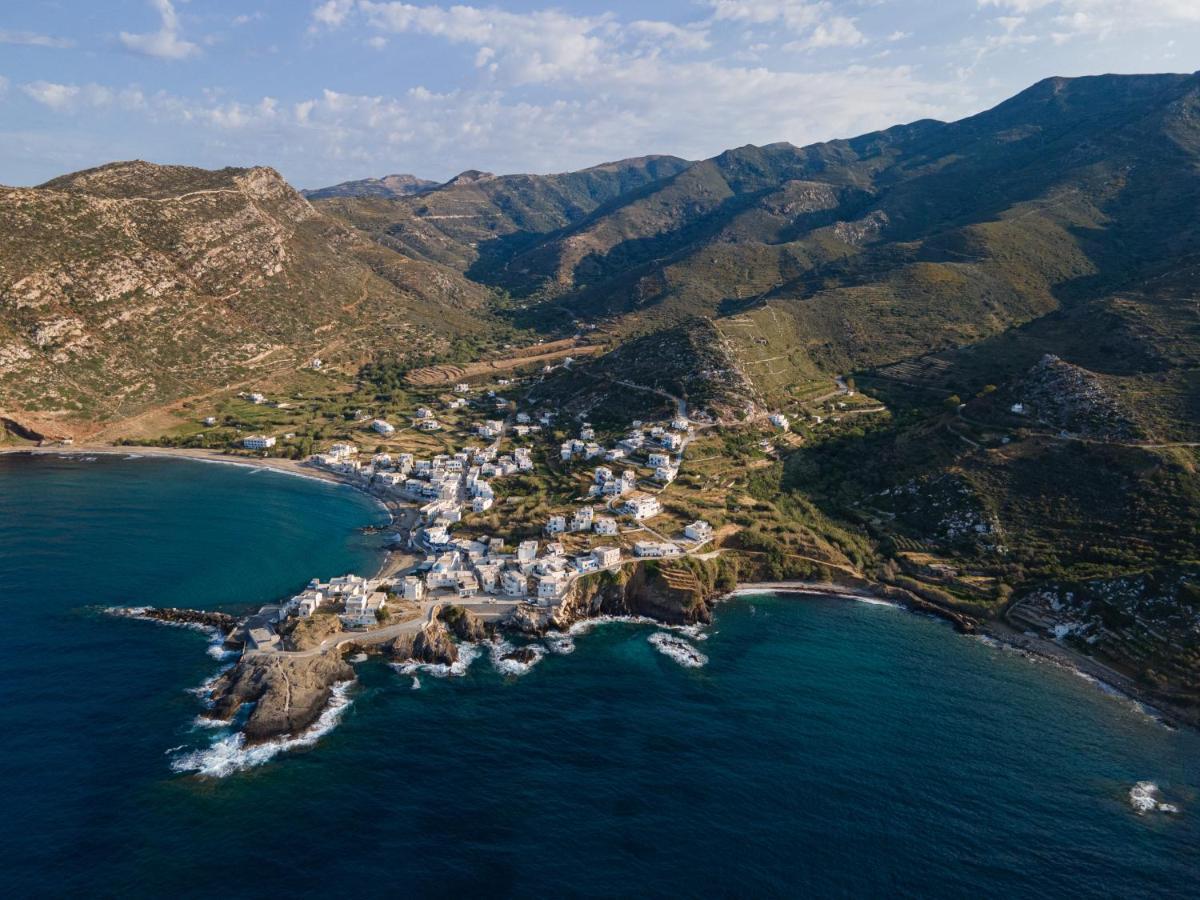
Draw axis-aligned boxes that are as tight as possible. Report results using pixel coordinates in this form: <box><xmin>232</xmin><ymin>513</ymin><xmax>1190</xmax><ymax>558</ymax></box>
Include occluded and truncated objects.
<box><xmin>944</xmin><ymin>394</ymin><xmax>962</xmax><ymax>411</ymax></box>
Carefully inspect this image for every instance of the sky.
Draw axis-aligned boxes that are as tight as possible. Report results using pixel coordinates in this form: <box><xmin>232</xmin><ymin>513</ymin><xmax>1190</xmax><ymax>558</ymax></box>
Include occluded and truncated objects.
<box><xmin>1</xmin><ymin>1</ymin><xmax>1197</xmax><ymax>189</ymax></box>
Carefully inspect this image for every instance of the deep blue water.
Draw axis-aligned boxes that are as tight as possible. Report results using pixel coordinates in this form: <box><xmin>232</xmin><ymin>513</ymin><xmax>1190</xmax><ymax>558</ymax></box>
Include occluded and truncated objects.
<box><xmin>1</xmin><ymin>454</ymin><xmax>1196</xmax><ymax>898</ymax></box>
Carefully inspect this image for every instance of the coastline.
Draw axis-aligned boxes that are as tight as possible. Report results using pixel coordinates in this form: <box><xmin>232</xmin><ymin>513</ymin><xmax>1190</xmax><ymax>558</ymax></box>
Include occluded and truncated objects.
<box><xmin>726</xmin><ymin>578</ymin><xmax>1193</xmax><ymax>729</ymax></box>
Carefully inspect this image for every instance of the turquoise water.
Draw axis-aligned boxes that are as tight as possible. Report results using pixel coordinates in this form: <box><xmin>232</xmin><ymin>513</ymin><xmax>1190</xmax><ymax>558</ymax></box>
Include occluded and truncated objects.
<box><xmin>1</xmin><ymin>454</ymin><xmax>1196</xmax><ymax>898</ymax></box>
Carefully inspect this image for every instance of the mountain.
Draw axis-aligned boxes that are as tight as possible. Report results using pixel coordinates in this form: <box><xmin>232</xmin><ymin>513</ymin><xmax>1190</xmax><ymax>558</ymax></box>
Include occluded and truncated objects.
<box><xmin>0</xmin><ymin>161</ymin><xmax>488</xmax><ymax>435</ymax></box>
<box><xmin>301</xmin><ymin>173</ymin><xmax>438</xmax><ymax>200</ymax></box>
<box><xmin>315</xmin><ymin>154</ymin><xmax>694</xmax><ymax>275</ymax></box>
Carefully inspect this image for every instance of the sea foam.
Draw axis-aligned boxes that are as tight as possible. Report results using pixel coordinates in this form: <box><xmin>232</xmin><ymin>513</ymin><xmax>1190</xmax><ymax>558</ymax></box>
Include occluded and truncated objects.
<box><xmin>488</xmin><ymin>639</ymin><xmax>546</xmax><ymax>676</ymax></box>
<box><xmin>1129</xmin><ymin>781</ymin><xmax>1180</xmax><ymax>815</ymax></box>
<box><xmin>648</xmin><ymin>632</ymin><xmax>708</xmax><ymax>668</ymax></box>
<box><xmin>392</xmin><ymin>641</ymin><xmax>480</xmax><ymax>678</ymax></box>
<box><xmin>170</xmin><ymin>681</ymin><xmax>354</xmax><ymax>778</ymax></box>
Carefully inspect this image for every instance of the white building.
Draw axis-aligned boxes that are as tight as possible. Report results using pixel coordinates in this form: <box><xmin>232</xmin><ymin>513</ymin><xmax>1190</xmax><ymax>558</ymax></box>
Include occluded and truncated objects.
<box><xmin>415</xmin><ymin>407</ymin><xmax>433</xmax><ymax>419</ymax></box>
<box><xmin>661</xmin><ymin>433</ymin><xmax>683</xmax><ymax>451</ymax></box>
<box><xmin>634</xmin><ymin>541</ymin><xmax>680</xmax><ymax>558</ymax></box>
<box><xmin>401</xmin><ymin>576</ymin><xmax>425</xmax><ymax>601</ymax></box>
<box><xmin>571</xmin><ymin>506</ymin><xmax>594</xmax><ymax>532</ymax></box>
<box><xmin>202</xmin><ymin>416</ymin><xmax>217</xmax><ymax>427</ymax></box>
<box><xmin>592</xmin><ymin>546</ymin><xmax>621</xmax><ymax>568</ymax></box>
<box><xmin>685</xmin><ymin>520</ymin><xmax>713</xmax><ymax>542</ymax></box>
<box><xmin>537</xmin><ymin>574</ymin><xmax>569</xmax><ymax>602</ymax></box>
<box><xmin>372</xmin><ymin>419</ymin><xmax>395</xmax><ymax>435</ymax></box>
<box><xmin>473</xmin><ymin>496</ymin><xmax>494</xmax><ymax>513</ymax></box>
<box><xmin>417</xmin><ymin>419</ymin><xmax>441</xmax><ymax>431</ymax></box>
<box><xmin>455</xmin><ymin>383</ymin><xmax>470</xmax><ymax>393</ymax></box>
<box><xmin>574</xmin><ymin>556</ymin><xmax>599</xmax><ymax>574</ymax></box>
<box><xmin>517</xmin><ymin>540</ymin><xmax>539</xmax><ymax>564</ymax></box>
<box><xmin>501</xmin><ymin>569</ymin><xmax>528</xmax><ymax>597</ymax></box>
<box><xmin>594</xmin><ymin>517</ymin><xmax>619</xmax><ymax>535</ymax></box>
<box><xmin>647</xmin><ymin>452</ymin><xmax>672</xmax><ymax>469</ymax></box>
<box><xmin>671</xmin><ymin>416</ymin><xmax>690</xmax><ymax>431</ymax></box>
<box><xmin>769</xmin><ymin>413</ymin><xmax>790</xmax><ymax>431</ymax></box>
<box><xmin>653</xmin><ymin>466</ymin><xmax>677</xmax><ymax>484</ymax></box>
<box><xmin>248</xmin><ymin>392</ymin><xmax>267</xmax><ymax>405</ymax></box>
<box><xmin>243</xmin><ymin>435</ymin><xmax>276</xmax><ymax>450</ymax></box>
<box><xmin>623</xmin><ymin>495</ymin><xmax>661</xmax><ymax>520</ymax></box>
<box><xmin>546</xmin><ymin>515</ymin><xmax>567</xmax><ymax>535</ymax></box>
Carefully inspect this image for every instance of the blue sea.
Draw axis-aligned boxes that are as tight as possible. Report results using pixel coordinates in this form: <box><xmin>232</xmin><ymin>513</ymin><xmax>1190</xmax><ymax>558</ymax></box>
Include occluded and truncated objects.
<box><xmin>1</xmin><ymin>453</ymin><xmax>1196</xmax><ymax>898</ymax></box>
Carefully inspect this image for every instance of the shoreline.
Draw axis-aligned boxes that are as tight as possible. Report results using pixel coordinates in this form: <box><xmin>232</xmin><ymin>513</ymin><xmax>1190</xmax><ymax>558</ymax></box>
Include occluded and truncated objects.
<box><xmin>726</xmin><ymin>579</ymin><xmax>1193</xmax><ymax>729</ymax></box>
<box><xmin>1</xmin><ymin>443</ymin><xmax>405</xmax><ymax>581</ymax></box>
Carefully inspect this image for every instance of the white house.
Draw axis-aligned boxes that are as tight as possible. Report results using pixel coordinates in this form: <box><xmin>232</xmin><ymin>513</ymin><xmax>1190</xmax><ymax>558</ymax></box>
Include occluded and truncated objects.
<box><xmin>647</xmin><ymin>452</ymin><xmax>672</xmax><ymax>469</ymax></box>
<box><xmin>455</xmin><ymin>383</ymin><xmax>470</xmax><ymax>393</ymax></box>
<box><xmin>243</xmin><ymin>435</ymin><xmax>276</xmax><ymax>450</ymax></box>
<box><xmin>248</xmin><ymin>392</ymin><xmax>267</xmax><ymax>405</ymax></box>
<box><xmin>202</xmin><ymin>416</ymin><xmax>217</xmax><ymax>426</ymax></box>
<box><xmin>473</xmin><ymin>496</ymin><xmax>494</xmax><ymax>513</ymax></box>
<box><xmin>653</xmin><ymin>466</ymin><xmax>677</xmax><ymax>484</ymax></box>
<box><xmin>1011</xmin><ymin>403</ymin><xmax>1026</xmax><ymax>415</ymax></box>
<box><xmin>671</xmin><ymin>416</ymin><xmax>690</xmax><ymax>431</ymax></box>
<box><xmin>571</xmin><ymin>506</ymin><xmax>594</xmax><ymax>532</ymax></box>
<box><xmin>685</xmin><ymin>520</ymin><xmax>713</xmax><ymax>542</ymax></box>
<box><xmin>329</xmin><ymin>442</ymin><xmax>358</xmax><ymax>459</ymax></box>
<box><xmin>624</xmin><ymin>495</ymin><xmax>662</xmax><ymax>520</ymax></box>
<box><xmin>634</xmin><ymin>541</ymin><xmax>680</xmax><ymax>558</ymax></box>
<box><xmin>769</xmin><ymin>413</ymin><xmax>790</xmax><ymax>431</ymax></box>
<box><xmin>580</xmin><ymin>425</ymin><xmax>595</xmax><ymax>441</ymax></box>
<box><xmin>517</xmin><ymin>540</ymin><xmax>539</xmax><ymax>564</ymax></box>
<box><xmin>574</xmin><ymin>556</ymin><xmax>599</xmax><ymax>574</ymax></box>
<box><xmin>372</xmin><ymin>419</ymin><xmax>395</xmax><ymax>435</ymax></box>
<box><xmin>592</xmin><ymin>546</ymin><xmax>621</xmax><ymax>568</ymax></box>
<box><xmin>417</xmin><ymin>419</ymin><xmax>441</xmax><ymax>431</ymax></box>
<box><xmin>415</xmin><ymin>407</ymin><xmax>433</xmax><ymax>419</ymax></box>
<box><xmin>594</xmin><ymin>517</ymin><xmax>619</xmax><ymax>535</ymax></box>
<box><xmin>661</xmin><ymin>433</ymin><xmax>683</xmax><ymax>451</ymax></box>
<box><xmin>501</xmin><ymin>569</ymin><xmax>528</xmax><ymax>597</ymax></box>
<box><xmin>537</xmin><ymin>574</ymin><xmax>569</xmax><ymax>602</ymax></box>
<box><xmin>401</xmin><ymin>576</ymin><xmax>425</xmax><ymax>601</ymax></box>
<box><xmin>546</xmin><ymin>515</ymin><xmax>567</xmax><ymax>535</ymax></box>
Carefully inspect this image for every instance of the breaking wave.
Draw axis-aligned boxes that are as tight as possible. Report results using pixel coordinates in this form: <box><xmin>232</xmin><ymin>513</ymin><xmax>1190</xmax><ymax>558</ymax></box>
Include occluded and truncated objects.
<box><xmin>170</xmin><ymin>681</ymin><xmax>355</xmax><ymax>778</ymax></box>
<box><xmin>648</xmin><ymin>632</ymin><xmax>708</xmax><ymax>668</ymax></box>
<box><xmin>1129</xmin><ymin>781</ymin><xmax>1180</xmax><ymax>815</ymax></box>
<box><xmin>544</xmin><ymin>630</ymin><xmax>576</xmax><ymax>654</ymax></box>
<box><xmin>391</xmin><ymin>641</ymin><xmax>480</xmax><ymax>678</ymax></box>
<box><xmin>489</xmin><ymin>639</ymin><xmax>546</xmax><ymax>676</ymax></box>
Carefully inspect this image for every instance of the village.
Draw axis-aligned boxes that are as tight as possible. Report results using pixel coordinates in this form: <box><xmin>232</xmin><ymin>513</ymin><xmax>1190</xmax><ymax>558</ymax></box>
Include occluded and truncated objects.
<box><xmin>233</xmin><ymin>378</ymin><xmax>720</xmax><ymax>653</ymax></box>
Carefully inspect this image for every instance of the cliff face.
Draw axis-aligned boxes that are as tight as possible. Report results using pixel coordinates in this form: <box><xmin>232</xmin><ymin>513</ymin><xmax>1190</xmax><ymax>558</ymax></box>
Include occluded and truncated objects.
<box><xmin>389</xmin><ymin>618</ymin><xmax>458</xmax><ymax>666</ymax></box>
<box><xmin>551</xmin><ymin>559</ymin><xmax>736</xmax><ymax>630</ymax></box>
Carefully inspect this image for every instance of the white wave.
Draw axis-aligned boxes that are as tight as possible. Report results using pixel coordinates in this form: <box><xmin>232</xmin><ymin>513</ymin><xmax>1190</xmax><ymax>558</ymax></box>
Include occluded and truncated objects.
<box><xmin>488</xmin><ymin>638</ymin><xmax>546</xmax><ymax>676</ymax></box>
<box><xmin>125</xmin><ymin>454</ymin><xmax>144</xmax><ymax>460</ymax></box>
<box><xmin>544</xmin><ymin>630</ymin><xmax>576</xmax><ymax>654</ymax></box>
<box><xmin>856</xmin><ymin>597</ymin><xmax>900</xmax><ymax>608</ymax></box>
<box><xmin>164</xmin><ymin>744</ymin><xmax>186</xmax><ymax>755</ymax></box>
<box><xmin>349</xmin><ymin>652</ymin><xmax>368</xmax><ymax>663</ymax></box>
<box><xmin>192</xmin><ymin>715</ymin><xmax>227</xmax><ymax>730</ymax></box>
<box><xmin>170</xmin><ymin>681</ymin><xmax>354</xmax><ymax>778</ymax></box>
<box><xmin>648</xmin><ymin>632</ymin><xmax>708</xmax><ymax>668</ymax></box>
<box><xmin>566</xmin><ymin>614</ymin><xmax>708</xmax><ymax>642</ymax></box>
<box><xmin>391</xmin><ymin>641</ymin><xmax>480</xmax><ymax>678</ymax></box>
<box><xmin>1129</xmin><ymin>781</ymin><xmax>1180</xmax><ymax>815</ymax></box>
<box><xmin>410</xmin><ymin>676</ymin><xmax>421</xmax><ymax>690</ymax></box>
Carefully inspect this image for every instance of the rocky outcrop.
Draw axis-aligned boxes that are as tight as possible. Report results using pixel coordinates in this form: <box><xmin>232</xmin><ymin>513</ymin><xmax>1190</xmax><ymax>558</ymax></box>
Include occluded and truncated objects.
<box><xmin>437</xmin><ymin>604</ymin><xmax>491</xmax><ymax>641</ymax></box>
<box><xmin>206</xmin><ymin>652</ymin><xmax>354</xmax><ymax>742</ymax></box>
<box><xmin>126</xmin><ymin>606</ymin><xmax>238</xmax><ymax>634</ymax></box>
<box><xmin>547</xmin><ymin>559</ymin><xmax>734</xmax><ymax>632</ymax></box>
<box><xmin>388</xmin><ymin>619</ymin><xmax>458</xmax><ymax>666</ymax></box>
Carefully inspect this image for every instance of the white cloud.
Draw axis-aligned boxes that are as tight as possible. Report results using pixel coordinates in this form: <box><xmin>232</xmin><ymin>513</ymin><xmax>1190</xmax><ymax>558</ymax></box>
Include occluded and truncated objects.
<box><xmin>980</xmin><ymin>0</ymin><xmax>1200</xmax><ymax>40</ymax></box>
<box><xmin>785</xmin><ymin>16</ymin><xmax>866</xmax><ymax>51</ymax></box>
<box><xmin>312</xmin><ymin>0</ymin><xmax>357</xmax><ymax>29</ymax></box>
<box><xmin>22</xmin><ymin>81</ymin><xmax>81</xmax><ymax>110</ymax></box>
<box><xmin>627</xmin><ymin>20</ymin><xmax>712</xmax><ymax>52</ymax></box>
<box><xmin>0</xmin><ymin>29</ymin><xmax>76</xmax><ymax>49</ymax></box>
<box><xmin>119</xmin><ymin>0</ymin><xmax>199</xmax><ymax>60</ymax></box>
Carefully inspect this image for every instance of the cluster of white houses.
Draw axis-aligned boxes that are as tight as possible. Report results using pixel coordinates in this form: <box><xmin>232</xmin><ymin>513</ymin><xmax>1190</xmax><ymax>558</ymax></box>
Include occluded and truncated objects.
<box><xmin>237</xmin><ymin>399</ymin><xmax>716</xmax><ymax>644</ymax></box>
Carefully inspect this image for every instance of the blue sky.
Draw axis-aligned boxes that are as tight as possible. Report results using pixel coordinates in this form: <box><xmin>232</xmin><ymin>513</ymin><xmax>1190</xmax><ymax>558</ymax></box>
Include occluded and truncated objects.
<box><xmin>2</xmin><ymin>1</ymin><xmax>1197</xmax><ymax>188</ymax></box>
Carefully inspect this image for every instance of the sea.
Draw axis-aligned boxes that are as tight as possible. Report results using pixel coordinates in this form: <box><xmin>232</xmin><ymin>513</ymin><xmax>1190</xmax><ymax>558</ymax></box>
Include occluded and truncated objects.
<box><xmin>1</xmin><ymin>453</ymin><xmax>1196</xmax><ymax>898</ymax></box>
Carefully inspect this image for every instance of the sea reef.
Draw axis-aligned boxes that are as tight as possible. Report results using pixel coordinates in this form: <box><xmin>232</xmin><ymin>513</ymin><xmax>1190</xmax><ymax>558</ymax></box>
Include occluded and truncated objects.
<box><xmin>206</xmin><ymin>652</ymin><xmax>354</xmax><ymax>743</ymax></box>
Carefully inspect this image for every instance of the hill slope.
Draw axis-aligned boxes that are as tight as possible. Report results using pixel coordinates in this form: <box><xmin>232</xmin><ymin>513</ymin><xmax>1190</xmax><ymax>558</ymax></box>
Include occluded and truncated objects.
<box><xmin>0</xmin><ymin>161</ymin><xmax>488</xmax><ymax>434</ymax></box>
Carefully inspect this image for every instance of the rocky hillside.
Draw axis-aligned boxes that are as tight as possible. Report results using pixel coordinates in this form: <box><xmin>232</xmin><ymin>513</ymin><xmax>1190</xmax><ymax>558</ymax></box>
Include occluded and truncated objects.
<box><xmin>0</xmin><ymin>161</ymin><xmax>488</xmax><ymax>435</ymax></box>
<box><xmin>301</xmin><ymin>173</ymin><xmax>437</xmax><ymax>200</ymax></box>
